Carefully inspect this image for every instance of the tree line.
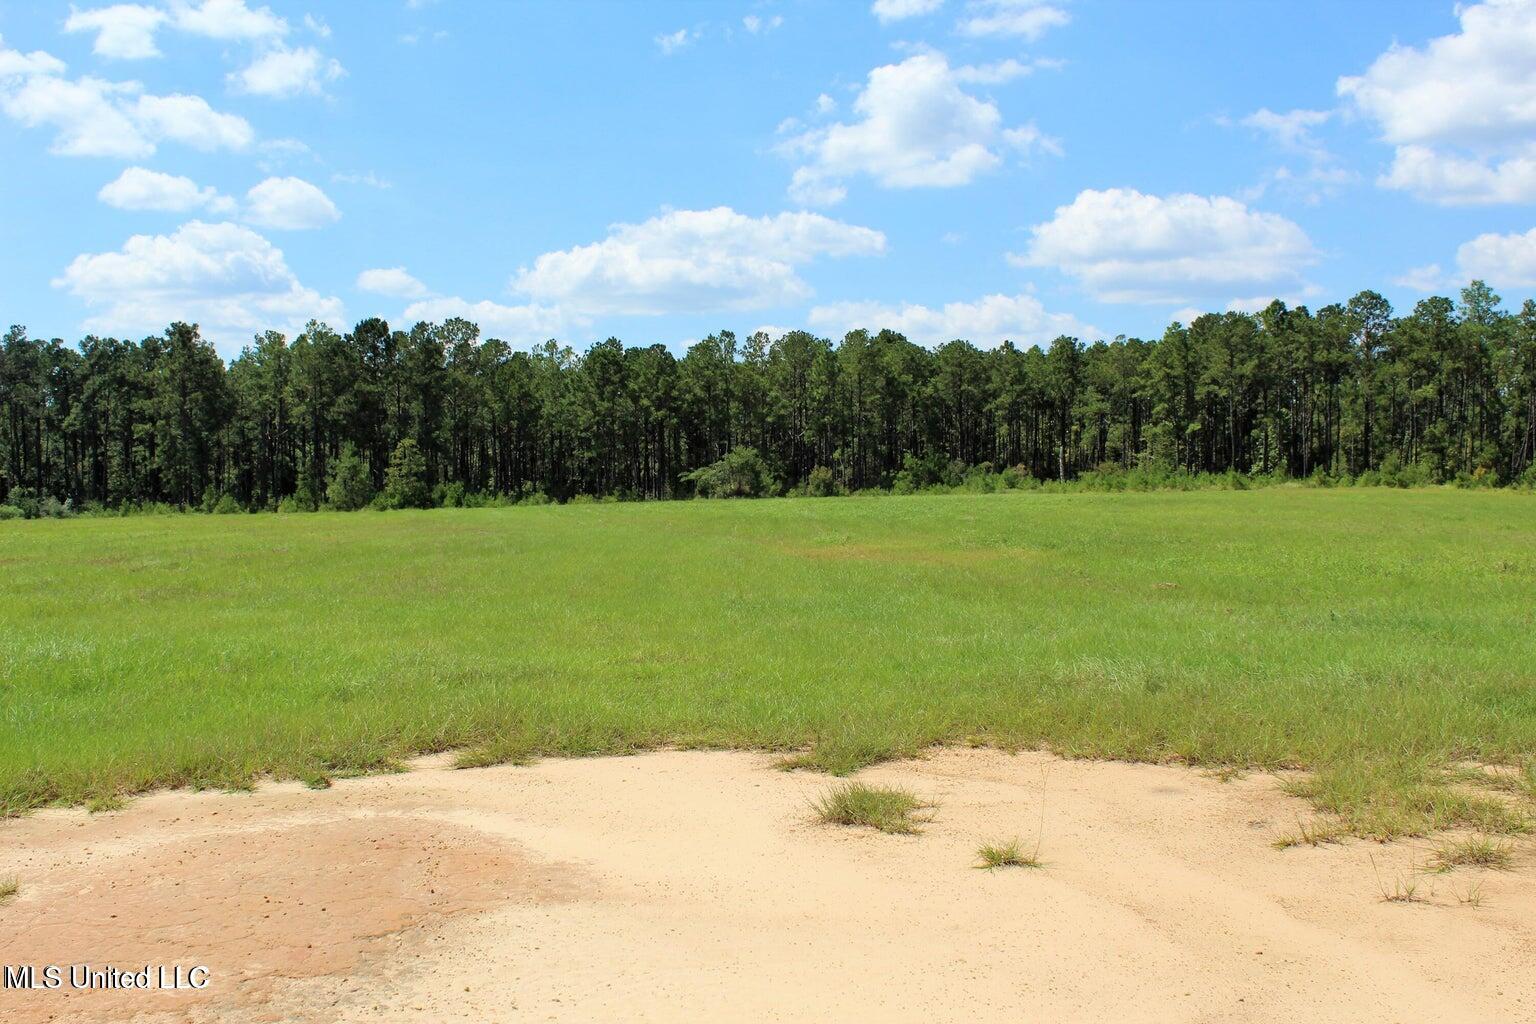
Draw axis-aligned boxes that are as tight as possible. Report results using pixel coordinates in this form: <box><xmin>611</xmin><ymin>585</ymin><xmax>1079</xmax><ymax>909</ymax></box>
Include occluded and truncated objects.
<box><xmin>2</xmin><ymin>280</ymin><xmax>1535</xmax><ymax>514</ymax></box>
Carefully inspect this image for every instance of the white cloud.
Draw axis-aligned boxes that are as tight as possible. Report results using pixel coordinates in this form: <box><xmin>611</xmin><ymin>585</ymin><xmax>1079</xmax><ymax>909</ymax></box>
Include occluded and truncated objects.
<box><xmin>953</xmin><ymin>58</ymin><xmax>1035</xmax><ymax>85</ymax></box>
<box><xmin>655</xmin><ymin>28</ymin><xmax>698</xmax><ymax>55</ymax></box>
<box><xmin>513</xmin><ymin>206</ymin><xmax>886</xmax><ymax>316</ymax></box>
<box><xmin>781</xmin><ymin>53</ymin><xmax>1054</xmax><ymax>205</ymax></box>
<box><xmin>170</xmin><ymin>0</ymin><xmax>288</xmax><ymax>41</ymax></box>
<box><xmin>132</xmin><ymin>92</ymin><xmax>254</xmax><ymax>149</ymax></box>
<box><xmin>303</xmin><ymin>14</ymin><xmax>331</xmax><ymax>38</ymax></box>
<box><xmin>871</xmin><ymin>0</ymin><xmax>943</xmax><ymax>23</ymax></box>
<box><xmin>1232</xmin><ymin>108</ymin><xmax>1355</xmax><ymax>204</ymax></box>
<box><xmin>0</xmin><ymin>37</ymin><xmax>67</xmax><ymax>78</ymax></box>
<box><xmin>98</xmin><ymin>166</ymin><xmax>235</xmax><ymax>213</ymax></box>
<box><xmin>53</xmin><ymin>220</ymin><xmax>343</xmax><ymax>350</ymax></box>
<box><xmin>1338</xmin><ymin>0</ymin><xmax>1536</xmax><ymax>204</ymax></box>
<box><xmin>1</xmin><ymin>73</ymin><xmax>148</xmax><ymax>157</ymax></box>
<box><xmin>815</xmin><ymin>93</ymin><xmax>836</xmax><ymax>114</ymax></box>
<box><xmin>808</xmin><ymin>291</ymin><xmax>1091</xmax><ymax>348</ymax></box>
<box><xmin>1017</xmin><ymin>188</ymin><xmax>1316</xmax><ymax>304</ymax></box>
<box><xmin>1378</xmin><ymin>144</ymin><xmax>1536</xmax><ymax>205</ymax></box>
<box><xmin>242</xmin><ymin>176</ymin><xmax>340</xmax><ymax>229</ymax></box>
<box><xmin>230</xmin><ymin>45</ymin><xmax>344</xmax><ymax>98</ymax></box>
<box><xmin>64</xmin><ymin>5</ymin><xmax>168</xmax><ymax>60</ymax></box>
<box><xmin>1454</xmin><ymin>228</ymin><xmax>1536</xmax><ymax>288</ymax></box>
<box><xmin>1240</xmin><ymin>108</ymin><xmax>1331</xmax><ymax>156</ymax></box>
<box><xmin>357</xmin><ymin>267</ymin><xmax>429</xmax><ymax>299</ymax></box>
<box><xmin>332</xmin><ymin>170</ymin><xmax>391</xmax><ymax>189</ymax></box>
<box><xmin>400</xmin><ymin>297</ymin><xmax>575</xmax><ymax>345</ymax></box>
<box><xmin>742</xmin><ymin>14</ymin><xmax>783</xmax><ymax>33</ymax></box>
<box><xmin>0</xmin><ymin>40</ymin><xmax>253</xmax><ymax>158</ymax></box>
<box><xmin>1394</xmin><ymin>263</ymin><xmax>1447</xmax><ymax>292</ymax></box>
<box><xmin>957</xmin><ymin>0</ymin><xmax>1069</xmax><ymax>40</ymax></box>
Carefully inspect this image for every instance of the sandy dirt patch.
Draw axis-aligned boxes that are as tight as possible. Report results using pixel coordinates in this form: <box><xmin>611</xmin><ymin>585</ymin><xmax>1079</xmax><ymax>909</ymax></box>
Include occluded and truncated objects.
<box><xmin>1</xmin><ymin>749</ymin><xmax>1532</xmax><ymax>1023</ymax></box>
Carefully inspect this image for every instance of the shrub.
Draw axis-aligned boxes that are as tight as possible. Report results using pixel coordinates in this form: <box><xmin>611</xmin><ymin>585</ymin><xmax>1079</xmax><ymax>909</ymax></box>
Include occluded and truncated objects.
<box><xmin>383</xmin><ymin>438</ymin><xmax>431</xmax><ymax>509</ymax></box>
<box><xmin>0</xmin><ymin>504</ymin><xmax>22</xmax><ymax>521</ymax></box>
<box><xmin>684</xmin><ymin>446</ymin><xmax>778</xmax><ymax>498</ymax></box>
<box><xmin>212</xmin><ymin>494</ymin><xmax>242</xmax><ymax>515</ymax></box>
<box><xmin>434</xmin><ymin>480</ymin><xmax>467</xmax><ymax>508</ymax></box>
<box><xmin>325</xmin><ymin>443</ymin><xmax>374</xmax><ymax>511</ymax></box>
<box><xmin>805</xmin><ymin>465</ymin><xmax>841</xmax><ymax>497</ymax></box>
<box><xmin>6</xmin><ymin>487</ymin><xmax>39</xmax><ymax>519</ymax></box>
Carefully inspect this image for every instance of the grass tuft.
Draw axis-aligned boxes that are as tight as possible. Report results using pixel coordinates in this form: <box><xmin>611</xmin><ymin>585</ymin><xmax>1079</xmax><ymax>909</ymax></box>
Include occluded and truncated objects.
<box><xmin>1370</xmin><ymin>854</ymin><xmax>1424</xmax><ymax>904</ymax></box>
<box><xmin>1273</xmin><ymin>816</ymin><xmax>1348</xmax><ymax>849</ymax></box>
<box><xmin>0</xmin><ymin>878</ymin><xmax>17</xmax><ymax>903</ymax></box>
<box><xmin>1454</xmin><ymin>879</ymin><xmax>1487</xmax><ymax>907</ymax></box>
<box><xmin>976</xmin><ymin>838</ymin><xmax>1042</xmax><ymax>869</ymax></box>
<box><xmin>1432</xmin><ymin>835</ymin><xmax>1514</xmax><ymax>872</ymax></box>
<box><xmin>814</xmin><ymin>782</ymin><xmax>929</xmax><ymax>834</ymax></box>
<box><xmin>85</xmin><ymin>793</ymin><xmax>125</xmax><ymax>814</ymax></box>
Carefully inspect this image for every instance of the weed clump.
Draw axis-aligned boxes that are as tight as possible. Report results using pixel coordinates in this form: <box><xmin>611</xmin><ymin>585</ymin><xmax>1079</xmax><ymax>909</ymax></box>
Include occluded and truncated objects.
<box><xmin>976</xmin><ymin>838</ymin><xmax>1042</xmax><ymax>869</ymax></box>
<box><xmin>815</xmin><ymin>782</ymin><xmax>929</xmax><ymax>834</ymax></box>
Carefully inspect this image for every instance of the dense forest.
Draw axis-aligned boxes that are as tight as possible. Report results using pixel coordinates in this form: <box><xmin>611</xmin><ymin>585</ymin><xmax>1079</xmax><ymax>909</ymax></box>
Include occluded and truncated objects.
<box><xmin>2</xmin><ymin>281</ymin><xmax>1535</xmax><ymax>514</ymax></box>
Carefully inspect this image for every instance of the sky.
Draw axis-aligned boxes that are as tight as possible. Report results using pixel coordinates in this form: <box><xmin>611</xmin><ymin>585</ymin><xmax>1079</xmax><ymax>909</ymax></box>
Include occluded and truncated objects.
<box><xmin>2</xmin><ymin>0</ymin><xmax>1535</xmax><ymax>358</ymax></box>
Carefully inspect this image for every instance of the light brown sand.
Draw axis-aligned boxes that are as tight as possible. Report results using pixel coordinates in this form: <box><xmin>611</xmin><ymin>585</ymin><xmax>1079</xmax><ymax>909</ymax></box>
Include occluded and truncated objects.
<box><xmin>1</xmin><ymin>749</ymin><xmax>1532</xmax><ymax>1024</ymax></box>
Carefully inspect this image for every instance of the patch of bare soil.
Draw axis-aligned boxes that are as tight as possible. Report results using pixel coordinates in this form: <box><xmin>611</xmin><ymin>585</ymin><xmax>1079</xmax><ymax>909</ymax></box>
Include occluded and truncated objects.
<box><xmin>1</xmin><ymin>750</ymin><xmax>1532</xmax><ymax>1023</ymax></box>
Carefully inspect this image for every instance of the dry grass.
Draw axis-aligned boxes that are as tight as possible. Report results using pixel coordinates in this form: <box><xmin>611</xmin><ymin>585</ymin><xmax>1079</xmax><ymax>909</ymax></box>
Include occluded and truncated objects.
<box><xmin>814</xmin><ymin>782</ymin><xmax>930</xmax><ymax>835</ymax></box>
<box><xmin>0</xmin><ymin>878</ymin><xmax>17</xmax><ymax>903</ymax></box>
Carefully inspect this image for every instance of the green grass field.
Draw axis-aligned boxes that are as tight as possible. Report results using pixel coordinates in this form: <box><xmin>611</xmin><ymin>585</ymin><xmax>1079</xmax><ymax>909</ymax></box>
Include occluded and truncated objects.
<box><xmin>2</xmin><ymin>488</ymin><xmax>1534</xmax><ymax>837</ymax></box>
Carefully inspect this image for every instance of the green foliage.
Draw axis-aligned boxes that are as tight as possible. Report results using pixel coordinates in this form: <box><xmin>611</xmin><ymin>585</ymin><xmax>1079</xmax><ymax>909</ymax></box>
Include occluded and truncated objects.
<box><xmin>211</xmin><ymin>494</ymin><xmax>242</xmax><ymax>515</ymax></box>
<box><xmin>325</xmin><ymin>443</ymin><xmax>373</xmax><ymax>511</ymax></box>
<box><xmin>804</xmin><ymin>465</ymin><xmax>841</xmax><ymax>497</ymax></box>
<box><xmin>685</xmin><ymin>446</ymin><xmax>777</xmax><ymax>498</ymax></box>
<box><xmin>383</xmin><ymin>438</ymin><xmax>431</xmax><ymax>509</ymax></box>
<box><xmin>434</xmin><ymin>480</ymin><xmax>467</xmax><ymax>508</ymax></box>
<box><xmin>0</xmin><ymin>504</ymin><xmax>21</xmax><ymax>521</ymax></box>
<box><xmin>6</xmin><ymin>285</ymin><xmax>1536</xmax><ymax>511</ymax></box>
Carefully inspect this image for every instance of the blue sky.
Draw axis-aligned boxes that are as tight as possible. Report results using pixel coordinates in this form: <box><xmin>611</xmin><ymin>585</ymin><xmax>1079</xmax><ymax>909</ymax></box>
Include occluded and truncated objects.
<box><xmin>2</xmin><ymin>0</ymin><xmax>1534</xmax><ymax>356</ymax></box>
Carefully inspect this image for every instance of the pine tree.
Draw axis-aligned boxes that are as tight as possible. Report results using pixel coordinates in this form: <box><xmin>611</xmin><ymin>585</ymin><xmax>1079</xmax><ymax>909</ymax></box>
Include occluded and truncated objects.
<box><xmin>383</xmin><ymin>438</ymin><xmax>430</xmax><ymax>509</ymax></box>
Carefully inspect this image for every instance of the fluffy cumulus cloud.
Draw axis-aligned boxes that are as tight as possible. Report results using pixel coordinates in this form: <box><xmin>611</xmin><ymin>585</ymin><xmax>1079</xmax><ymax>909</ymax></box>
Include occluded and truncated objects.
<box><xmin>229</xmin><ymin>45</ymin><xmax>344</xmax><ymax>98</ymax></box>
<box><xmin>61</xmin><ymin>2</ymin><xmax>342</xmax><ymax>102</ymax></box>
<box><xmin>1454</xmin><ymin>228</ymin><xmax>1536</xmax><ymax>288</ymax></box>
<box><xmin>513</xmin><ymin>207</ymin><xmax>886</xmax><ymax>315</ymax></box>
<box><xmin>808</xmin><ymin>292</ymin><xmax>1092</xmax><ymax>347</ymax></box>
<box><xmin>53</xmin><ymin>220</ymin><xmax>343</xmax><ymax>349</ymax></box>
<box><xmin>64</xmin><ymin>4</ymin><xmax>168</xmax><ymax>60</ymax></box>
<box><xmin>356</xmin><ymin>266</ymin><xmax>429</xmax><ymax>299</ymax></box>
<box><xmin>240</xmin><ymin>176</ymin><xmax>339</xmax><ymax>229</ymax></box>
<box><xmin>781</xmin><ymin>53</ymin><xmax>1057</xmax><ymax>205</ymax></box>
<box><xmin>169</xmin><ymin>0</ymin><xmax>288</xmax><ymax>41</ymax></box>
<box><xmin>398</xmin><ymin>297</ymin><xmax>574</xmax><ymax>345</ymax></box>
<box><xmin>0</xmin><ymin>36</ymin><xmax>252</xmax><ymax>157</ymax></box>
<box><xmin>97</xmin><ymin>168</ymin><xmax>337</xmax><ymax>230</ymax></box>
<box><xmin>870</xmin><ymin>0</ymin><xmax>944</xmax><ymax>23</ymax></box>
<box><xmin>63</xmin><ymin>0</ymin><xmax>288</xmax><ymax>58</ymax></box>
<box><xmin>98</xmin><ymin>165</ymin><xmax>235</xmax><ymax>213</ymax></box>
<box><xmin>1017</xmin><ymin>188</ymin><xmax>1315</xmax><ymax>304</ymax></box>
<box><xmin>1338</xmin><ymin>0</ymin><xmax>1536</xmax><ymax>204</ymax></box>
<box><xmin>956</xmin><ymin>0</ymin><xmax>1069</xmax><ymax>39</ymax></box>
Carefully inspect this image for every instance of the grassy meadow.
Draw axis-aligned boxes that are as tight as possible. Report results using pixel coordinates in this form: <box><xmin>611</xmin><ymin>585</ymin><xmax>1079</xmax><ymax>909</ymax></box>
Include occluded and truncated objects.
<box><xmin>2</xmin><ymin>488</ymin><xmax>1534</xmax><ymax>837</ymax></box>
